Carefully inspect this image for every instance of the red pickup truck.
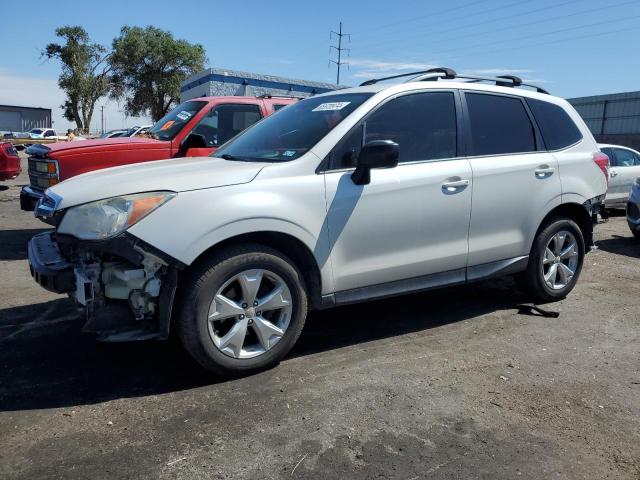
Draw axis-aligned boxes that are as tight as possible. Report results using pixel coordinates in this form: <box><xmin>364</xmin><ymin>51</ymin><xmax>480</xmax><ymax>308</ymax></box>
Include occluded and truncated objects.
<box><xmin>21</xmin><ymin>95</ymin><xmax>297</xmax><ymax>211</ymax></box>
<box><xmin>0</xmin><ymin>143</ymin><xmax>20</xmax><ymax>181</ymax></box>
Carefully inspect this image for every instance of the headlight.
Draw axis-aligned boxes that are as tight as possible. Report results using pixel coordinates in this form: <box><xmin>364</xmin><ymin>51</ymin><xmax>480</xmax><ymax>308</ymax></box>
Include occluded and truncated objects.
<box><xmin>57</xmin><ymin>191</ymin><xmax>176</xmax><ymax>240</ymax></box>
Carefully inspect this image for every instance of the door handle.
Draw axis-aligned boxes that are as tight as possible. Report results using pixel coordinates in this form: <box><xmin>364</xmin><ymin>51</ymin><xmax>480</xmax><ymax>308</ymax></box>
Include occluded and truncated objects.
<box><xmin>610</xmin><ymin>169</ymin><xmax>618</xmax><ymax>177</ymax></box>
<box><xmin>534</xmin><ymin>166</ymin><xmax>555</xmax><ymax>178</ymax></box>
<box><xmin>442</xmin><ymin>178</ymin><xmax>470</xmax><ymax>193</ymax></box>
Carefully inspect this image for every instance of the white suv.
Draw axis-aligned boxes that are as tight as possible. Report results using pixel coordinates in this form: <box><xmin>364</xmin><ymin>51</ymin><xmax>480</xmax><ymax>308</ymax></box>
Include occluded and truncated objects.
<box><xmin>28</xmin><ymin>68</ymin><xmax>608</xmax><ymax>375</ymax></box>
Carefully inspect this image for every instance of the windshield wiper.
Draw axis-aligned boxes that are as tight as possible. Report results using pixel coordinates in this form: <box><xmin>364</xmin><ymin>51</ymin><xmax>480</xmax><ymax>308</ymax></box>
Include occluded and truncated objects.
<box><xmin>220</xmin><ymin>154</ymin><xmax>257</xmax><ymax>162</ymax></box>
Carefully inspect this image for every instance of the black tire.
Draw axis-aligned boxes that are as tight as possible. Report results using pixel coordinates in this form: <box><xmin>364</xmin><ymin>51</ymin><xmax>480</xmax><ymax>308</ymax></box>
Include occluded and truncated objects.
<box><xmin>632</xmin><ymin>228</ymin><xmax>640</xmax><ymax>241</ymax></box>
<box><xmin>517</xmin><ymin>217</ymin><xmax>585</xmax><ymax>303</ymax></box>
<box><xmin>177</xmin><ymin>243</ymin><xmax>308</xmax><ymax>376</ymax></box>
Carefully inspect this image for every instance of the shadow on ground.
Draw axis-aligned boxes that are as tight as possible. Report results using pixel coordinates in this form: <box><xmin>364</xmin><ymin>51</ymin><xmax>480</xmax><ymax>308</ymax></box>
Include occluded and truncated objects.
<box><xmin>0</xmin><ymin>228</ymin><xmax>50</xmax><ymax>260</ymax></box>
<box><xmin>597</xmin><ymin>234</ymin><xmax>640</xmax><ymax>259</ymax></box>
<box><xmin>0</xmin><ymin>278</ymin><xmax>524</xmax><ymax>412</ymax></box>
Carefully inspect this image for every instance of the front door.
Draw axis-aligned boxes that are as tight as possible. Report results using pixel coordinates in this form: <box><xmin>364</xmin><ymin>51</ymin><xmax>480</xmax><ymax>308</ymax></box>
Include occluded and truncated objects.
<box><xmin>183</xmin><ymin>103</ymin><xmax>264</xmax><ymax>157</ymax></box>
<box><xmin>324</xmin><ymin>91</ymin><xmax>472</xmax><ymax>293</ymax></box>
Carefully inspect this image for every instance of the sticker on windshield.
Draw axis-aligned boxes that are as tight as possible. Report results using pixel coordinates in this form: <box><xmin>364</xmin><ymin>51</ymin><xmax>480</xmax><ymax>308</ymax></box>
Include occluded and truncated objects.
<box><xmin>159</xmin><ymin>120</ymin><xmax>175</xmax><ymax>131</ymax></box>
<box><xmin>176</xmin><ymin>111</ymin><xmax>192</xmax><ymax>121</ymax></box>
<box><xmin>282</xmin><ymin>150</ymin><xmax>297</xmax><ymax>157</ymax></box>
<box><xmin>312</xmin><ymin>102</ymin><xmax>351</xmax><ymax>112</ymax></box>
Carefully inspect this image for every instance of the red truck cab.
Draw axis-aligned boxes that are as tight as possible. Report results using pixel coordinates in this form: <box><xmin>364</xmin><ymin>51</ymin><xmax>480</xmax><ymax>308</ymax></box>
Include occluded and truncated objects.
<box><xmin>20</xmin><ymin>95</ymin><xmax>297</xmax><ymax>210</ymax></box>
<box><xmin>0</xmin><ymin>143</ymin><xmax>21</xmax><ymax>181</ymax></box>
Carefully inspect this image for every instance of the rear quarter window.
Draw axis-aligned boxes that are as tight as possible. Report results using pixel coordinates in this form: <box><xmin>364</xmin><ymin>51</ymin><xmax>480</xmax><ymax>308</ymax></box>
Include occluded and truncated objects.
<box><xmin>526</xmin><ymin>98</ymin><xmax>582</xmax><ymax>150</ymax></box>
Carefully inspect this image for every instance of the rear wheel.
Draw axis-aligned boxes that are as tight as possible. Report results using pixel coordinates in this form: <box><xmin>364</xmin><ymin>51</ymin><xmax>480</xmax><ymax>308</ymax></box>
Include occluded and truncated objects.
<box><xmin>517</xmin><ymin>218</ymin><xmax>585</xmax><ymax>302</ymax></box>
<box><xmin>178</xmin><ymin>244</ymin><xmax>308</xmax><ymax>376</ymax></box>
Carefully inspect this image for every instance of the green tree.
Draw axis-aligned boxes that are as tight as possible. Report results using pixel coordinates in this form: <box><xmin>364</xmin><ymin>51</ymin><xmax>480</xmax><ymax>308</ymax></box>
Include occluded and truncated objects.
<box><xmin>110</xmin><ymin>26</ymin><xmax>206</xmax><ymax>122</ymax></box>
<box><xmin>44</xmin><ymin>26</ymin><xmax>111</xmax><ymax>133</ymax></box>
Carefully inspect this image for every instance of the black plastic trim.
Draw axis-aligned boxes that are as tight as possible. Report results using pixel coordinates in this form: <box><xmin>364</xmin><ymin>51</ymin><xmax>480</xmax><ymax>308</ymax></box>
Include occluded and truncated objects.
<box><xmin>27</xmin><ymin>232</ymin><xmax>75</xmax><ymax>293</ymax></box>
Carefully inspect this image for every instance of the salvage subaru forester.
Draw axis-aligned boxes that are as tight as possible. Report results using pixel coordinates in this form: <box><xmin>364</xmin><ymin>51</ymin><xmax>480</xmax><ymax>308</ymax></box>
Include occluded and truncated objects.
<box><xmin>28</xmin><ymin>68</ymin><xmax>608</xmax><ymax>375</ymax></box>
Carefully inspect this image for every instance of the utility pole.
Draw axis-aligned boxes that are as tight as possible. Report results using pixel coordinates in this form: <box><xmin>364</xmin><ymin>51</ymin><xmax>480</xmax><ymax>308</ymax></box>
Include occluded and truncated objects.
<box><xmin>101</xmin><ymin>105</ymin><xmax>105</xmax><ymax>135</ymax></box>
<box><xmin>329</xmin><ymin>22</ymin><xmax>350</xmax><ymax>85</ymax></box>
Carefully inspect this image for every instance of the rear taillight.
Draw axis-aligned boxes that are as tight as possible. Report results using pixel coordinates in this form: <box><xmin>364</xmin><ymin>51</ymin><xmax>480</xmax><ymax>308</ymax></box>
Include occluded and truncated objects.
<box><xmin>593</xmin><ymin>152</ymin><xmax>610</xmax><ymax>185</ymax></box>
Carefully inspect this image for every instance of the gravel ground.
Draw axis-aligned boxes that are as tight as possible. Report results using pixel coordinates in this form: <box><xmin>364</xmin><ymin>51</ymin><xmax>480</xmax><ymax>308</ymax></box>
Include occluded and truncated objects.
<box><xmin>0</xmin><ymin>154</ymin><xmax>638</xmax><ymax>479</ymax></box>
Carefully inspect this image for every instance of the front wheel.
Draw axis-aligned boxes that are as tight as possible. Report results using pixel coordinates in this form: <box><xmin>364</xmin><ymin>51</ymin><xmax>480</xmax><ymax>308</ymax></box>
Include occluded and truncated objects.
<box><xmin>178</xmin><ymin>244</ymin><xmax>308</xmax><ymax>376</ymax></box>
<box><xmin>517</xmin><ymin>218</ymin><xmax>585</xmax><ymax>302</ymax></box>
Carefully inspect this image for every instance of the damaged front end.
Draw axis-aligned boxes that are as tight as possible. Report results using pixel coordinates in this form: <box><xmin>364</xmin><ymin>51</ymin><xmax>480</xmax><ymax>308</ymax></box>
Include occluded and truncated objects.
<box><xmin>29</xmin><ymin>231</ymin><xmax>180</xmax><ymax>341</ymax></box>
<box><xmin>28</xmin><ymin>189</ymin><xmax>181</xmax><ymax>341</ymax></box>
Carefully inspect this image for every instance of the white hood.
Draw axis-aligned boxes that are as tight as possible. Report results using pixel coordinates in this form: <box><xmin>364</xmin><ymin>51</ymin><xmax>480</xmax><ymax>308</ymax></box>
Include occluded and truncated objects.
<box><xmin>49</xmin><ymin>156</ymin><xmax>264</xmax><ymax>209</ymax></box>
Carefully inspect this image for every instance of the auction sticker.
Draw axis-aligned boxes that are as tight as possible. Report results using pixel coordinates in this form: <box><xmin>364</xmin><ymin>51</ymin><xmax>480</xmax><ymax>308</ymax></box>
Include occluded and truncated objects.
<box><xmin>176</xmin><ymin>111</ymin><xmax>192</xmax><ymax>121</ymax></box>
<box><xmin>312</xmin><ymin>102</ymin><xmax>351</xmax><ymax>112</ymax></box>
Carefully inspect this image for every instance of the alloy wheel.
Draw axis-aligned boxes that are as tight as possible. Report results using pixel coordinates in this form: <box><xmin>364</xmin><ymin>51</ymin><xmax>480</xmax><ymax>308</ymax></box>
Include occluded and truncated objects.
<box><xmin>542</xmin><ymin>230</ymin><xmax>579</xmax><ymax>290</ymax></box>
<box><xmin>207</xmin><ymin>269</ymin><xmax>293</xmax><ymax>359</ymax></box>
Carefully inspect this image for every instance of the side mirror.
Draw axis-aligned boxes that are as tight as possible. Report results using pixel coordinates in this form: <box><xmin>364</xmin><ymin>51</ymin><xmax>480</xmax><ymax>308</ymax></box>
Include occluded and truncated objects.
<box><xmin>351</xmin><ymin>140</ymin><xmax>399</xmax><ymax>185</ymax></box>
<box><xmin>182</xmin><ymin>133</ymin><xmax>207</xmax><ymax>150</ymax></box>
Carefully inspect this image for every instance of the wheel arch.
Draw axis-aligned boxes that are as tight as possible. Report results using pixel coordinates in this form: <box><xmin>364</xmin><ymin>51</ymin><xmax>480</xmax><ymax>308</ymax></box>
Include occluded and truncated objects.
<box><xmin>535</xmin><ymin>202</ymin><xmax>593</xmax><ymax>249</ymax></box>
<box><xmin>181</xmin><ymin>230</ymin><xmax>323</xmax><ymax>311</ymax></box>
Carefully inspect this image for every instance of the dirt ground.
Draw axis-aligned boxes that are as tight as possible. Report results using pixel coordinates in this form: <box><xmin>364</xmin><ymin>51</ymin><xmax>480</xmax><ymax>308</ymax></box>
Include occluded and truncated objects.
<box><xmin>0</xmin><ymin>154</ymin><xmax>638</xmax><ymax>479</ymax></box>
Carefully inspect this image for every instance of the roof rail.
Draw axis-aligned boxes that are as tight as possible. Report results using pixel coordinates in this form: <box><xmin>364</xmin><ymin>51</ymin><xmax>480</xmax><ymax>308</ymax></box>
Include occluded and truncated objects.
<box><xmin>257</xmin><ymin>94</ymin><xmax>304</xmax><ymax>100</ymax></box>
<box><xmin>359</xmin><ymin>66</ymin><xmax>549</xmax><ymax>94</ymax></box>
<box><xmin>359</xmin><ymin>67</ymin><xmax>456</xmax><ymax>86</ymax></box>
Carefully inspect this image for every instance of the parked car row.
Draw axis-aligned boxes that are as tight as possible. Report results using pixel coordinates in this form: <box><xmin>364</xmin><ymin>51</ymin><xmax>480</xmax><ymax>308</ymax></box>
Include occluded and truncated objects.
<box><xmin>20</xmin><ymin>95</ymin><xmax>297</xmax><ymax>210</ymax></box>
<box><xmin>17</xmin><ymin>67</ymin><xmax>624</xmax><ymax>375</ymax></box>
<box><xmin>100</xmin><ymin>125</ymin><xmax>153</xmax><ymax>139</ymax></box>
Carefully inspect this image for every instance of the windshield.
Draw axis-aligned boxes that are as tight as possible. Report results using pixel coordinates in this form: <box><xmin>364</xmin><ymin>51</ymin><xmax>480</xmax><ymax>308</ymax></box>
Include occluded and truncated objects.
<box><xmin>30</xmin><ymin>129</ymin><xmax>43</xmax><ymax>134</ymax></box>
<box><xmin>213</xmin><ymin>93</ymin><xmax>373</xmax><ymax>162</ymax></box>
<box><xmin>148</xmin><ymin>101</ymin><xmax>207</xmax><ymax>140</ymax></box>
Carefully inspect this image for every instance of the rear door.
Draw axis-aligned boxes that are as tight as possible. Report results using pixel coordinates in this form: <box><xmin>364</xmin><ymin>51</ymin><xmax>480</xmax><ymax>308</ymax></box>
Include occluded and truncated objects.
<box><xmin>608</xmin><ymin>147</ymin><xmax>640</xmax><ymax>205</ymax></box>
<box><xmin>463</xmin><ymin>91</ymin><xmax>561</xmax><ymax>268</ymax></box>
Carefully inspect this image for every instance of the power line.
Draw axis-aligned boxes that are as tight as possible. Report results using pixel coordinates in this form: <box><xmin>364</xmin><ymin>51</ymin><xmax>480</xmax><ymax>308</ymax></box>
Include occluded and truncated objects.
<box><xmin>329</xmin><ymin>22</ymin><xmax>350</xmax><ymax>85</ymax></box>
<box><xmin>351</xmin><ymin>0</ymin><xmax>491</xmax><ymax>38</ymax></box>
<box><xmin>354</xmin><ymin>0</ymin><xmax>583</xmax><ymax>56</ymax></box>
<box><xmin>403</xmin><ymin>24</ymin><xmax>640</xmax><ymax>66</ymax></box>
<box><xmin>391</xmin><ymin>12</ymin><xmax>640</xmax><ymax>63</ymax></box>
<box><xmin>285</xmin><ymin>0</ymin><xmax>491</xmax><ymax>63</ymax></box>
<box><xmin>427</xmin><ymin>13</ymin><xmax>640</xmax><ymax>57</ymax></box>
<box><xmin>402</xmin><ymin>0</ymin><xmax>638</xmax><ymax>51</ymax></box>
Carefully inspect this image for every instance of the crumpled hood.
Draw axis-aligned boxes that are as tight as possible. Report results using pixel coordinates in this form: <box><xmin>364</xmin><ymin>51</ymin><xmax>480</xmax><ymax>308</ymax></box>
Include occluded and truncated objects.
<box><xmin>49</xmin><ymin>156</ymin><xmax>264</xmax><ymax>209</ymax></box>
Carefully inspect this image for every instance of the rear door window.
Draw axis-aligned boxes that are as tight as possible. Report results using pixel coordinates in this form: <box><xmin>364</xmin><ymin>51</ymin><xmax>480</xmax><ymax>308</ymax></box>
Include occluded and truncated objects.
<box><xmin>526</xmin><ymin>98</ymin><xmax>582</xmax><ymax>150</ymax></box>
<box><xmin>466</xmin><ymin>93</ymin><xmax>536</xmax><ymax>156</ymax></box>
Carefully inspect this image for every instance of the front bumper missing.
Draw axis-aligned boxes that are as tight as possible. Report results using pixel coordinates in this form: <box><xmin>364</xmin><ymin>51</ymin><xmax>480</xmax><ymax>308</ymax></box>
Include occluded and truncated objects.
<box><xmin>28</xmin><ymin>231</ymin><xmax>181</xmax><ymax>342</ymax></box>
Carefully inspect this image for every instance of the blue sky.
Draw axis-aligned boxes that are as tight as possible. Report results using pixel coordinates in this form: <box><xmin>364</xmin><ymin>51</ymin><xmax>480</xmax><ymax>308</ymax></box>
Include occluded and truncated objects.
<box><xmin>1</xmin><ymin>0</ymin><xmax>638</xmax><ymax>131</ymax></box>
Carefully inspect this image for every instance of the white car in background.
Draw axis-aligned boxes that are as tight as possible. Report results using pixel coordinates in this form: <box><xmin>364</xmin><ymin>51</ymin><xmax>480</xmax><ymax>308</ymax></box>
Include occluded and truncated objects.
<box><xmin>28</xmin><ymin>128</ymin><xmax>65</xmax><ymax>140</ymax></box>
<box><xmin>599</xmin><ymin>144</ymin><xmax>640</xmax><ymax>208</ymax></box>
<box><xmin>123</xmin><ymin>125</ymin><xmax>153</xmax><ymax>137</ymax></box>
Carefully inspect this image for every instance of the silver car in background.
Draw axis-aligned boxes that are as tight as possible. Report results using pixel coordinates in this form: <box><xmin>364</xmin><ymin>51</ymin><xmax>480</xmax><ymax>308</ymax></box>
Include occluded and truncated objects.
<box><xmin>599</xmin><ymin>144</ymin><xmax>640</xmax><ymax>208</ymax></box>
